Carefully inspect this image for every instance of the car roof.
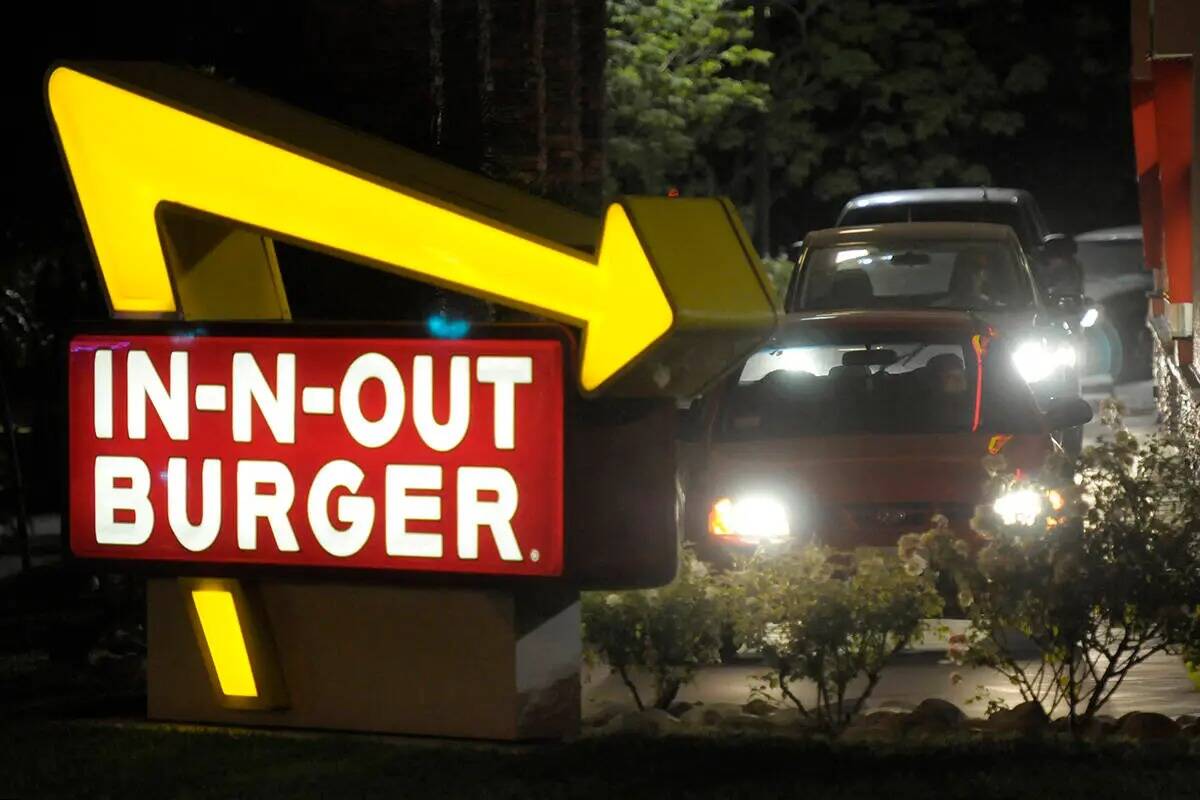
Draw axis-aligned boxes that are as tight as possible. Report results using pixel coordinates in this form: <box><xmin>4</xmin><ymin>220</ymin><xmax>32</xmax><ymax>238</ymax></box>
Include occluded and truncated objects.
<box><xmin>841</xmin><ymin>187</ymin><xmax>1032</xmax><ymax>211</ymax></box>
<box><xmin>771</xmin><ymin>309</ymin><xmax>986</xmax><ymax>344</ymax></box>
<box><xmin>1075</xmin><ymin>225</ymin><xmax>1142</xmax><ymax>243</ymax></box>
<box><xmin>803</xmin><ymin>222</ymin><xmax>1019</xmax><ymax>248</ymax></box>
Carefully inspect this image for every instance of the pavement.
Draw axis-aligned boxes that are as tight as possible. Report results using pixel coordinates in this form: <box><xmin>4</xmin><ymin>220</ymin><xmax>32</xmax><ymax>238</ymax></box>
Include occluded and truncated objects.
<box><xmin>585</xmin><ymin>374</ymin><xmax>1200</xmax><ymax>721</ymax></box>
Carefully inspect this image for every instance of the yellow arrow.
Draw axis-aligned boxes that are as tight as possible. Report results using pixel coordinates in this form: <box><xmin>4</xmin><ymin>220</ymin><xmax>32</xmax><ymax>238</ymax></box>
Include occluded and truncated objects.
<box><xmin>46</xmin><ymin>64</ymin><xmax>777</xmax><ymax>395</ymax></box>
<box><xmin>47</xmin><ymin>65</ymin><xmax>674</xmax><ymax>393</ymax></box>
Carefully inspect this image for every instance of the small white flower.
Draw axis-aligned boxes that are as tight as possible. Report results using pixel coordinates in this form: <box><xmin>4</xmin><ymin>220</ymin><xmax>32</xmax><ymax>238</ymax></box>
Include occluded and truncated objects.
<box><xmin>604</xmin><ymin>593</ymin><xmax>623</xmax><ymax>607</ymax></box>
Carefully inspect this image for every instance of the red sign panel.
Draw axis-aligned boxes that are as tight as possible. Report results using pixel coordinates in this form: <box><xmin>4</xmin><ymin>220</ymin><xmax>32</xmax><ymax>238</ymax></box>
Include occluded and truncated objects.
<box><xmin>68</xmin><ymin>332</ymin><xmax>564</xmax><ymax>577</ymax></box>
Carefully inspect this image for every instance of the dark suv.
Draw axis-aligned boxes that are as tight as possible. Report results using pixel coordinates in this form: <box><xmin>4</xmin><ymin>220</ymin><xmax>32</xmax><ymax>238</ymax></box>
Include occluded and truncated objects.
<box><xmin>836</xmin><ymin>188</ymin><xmax>1081</xmax><ymax>300</ymax></box>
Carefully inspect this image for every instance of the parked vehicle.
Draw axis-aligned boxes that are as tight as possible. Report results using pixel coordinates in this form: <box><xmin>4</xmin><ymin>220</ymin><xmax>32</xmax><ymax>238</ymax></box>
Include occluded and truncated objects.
<box><xmin>682</xmin><ymin>310</ymin><xmax>1092</xmax><ymax>564</ymax></box>
<box><xmin>838</xmin><ymin>187</ymin><xmax>1075</xmax><ymax>277</ymax></box>
<box><xmin>785</xmin><ymin>222</ymin><xmax>1083</xmax><ymax>453</ymax></box>
<box><xmin>1074</xmin><ymin>225</ymin><xmax>1152</xmax><ymax>381</ymax></box>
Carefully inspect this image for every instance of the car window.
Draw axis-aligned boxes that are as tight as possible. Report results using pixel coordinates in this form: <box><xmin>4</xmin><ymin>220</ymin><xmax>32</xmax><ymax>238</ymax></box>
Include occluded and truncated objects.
<box><xmin>1077</xmin><ymin>240</ymin><xmax>1145</xmax><ymax>278</ymax></box>
<box><xmin>793</xmin><ymin>240</ymin><xmax>1032</xmax><ymax>312</ymax></box>
<box><xmin>839</xmin><ymin>203</ymin><xmax>1036</xmax><ymax>251</ymax></box>
<box><xmin>717</xmin><ymin>332</ymin><xmax>1040</xmax><ymax>440</ymax></box>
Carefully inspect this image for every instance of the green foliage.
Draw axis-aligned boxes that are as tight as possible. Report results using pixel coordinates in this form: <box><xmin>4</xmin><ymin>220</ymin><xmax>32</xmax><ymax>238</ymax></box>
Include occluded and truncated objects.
<box><xmin>758</xmin><ymin>0</ymin><xmax>1046</xmax><ymax>204</ymax></box>
<box><xmin>903</xmin><ymin>406</ymin><xmax>1200</xmax><ymax>728</ymax></box>
<box><xmin>581</xmin><ymin>548</ymin><xmax>724</xmax><ymax>710</ymax></box>
<box><xmin>721</xmin><ymin>546</ymin><xmax>942</xmax><ymax>732</ymax></box>
<box><xmin>606</xmin><ymin>0</ymin><xmax>770</xmax><ymax>196</ymax></box>
<box><xmin>605</xmin><ymin>0</ymin><xmax>1051</xmax><ymax>245</ymax></box>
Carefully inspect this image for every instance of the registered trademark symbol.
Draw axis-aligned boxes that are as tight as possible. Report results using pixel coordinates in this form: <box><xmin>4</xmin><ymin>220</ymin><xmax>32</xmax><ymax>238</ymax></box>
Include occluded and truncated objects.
<box><xmin>530</xmin><ymin>549</ymin><xmax>540</xmax><ymax>562</ymax></box>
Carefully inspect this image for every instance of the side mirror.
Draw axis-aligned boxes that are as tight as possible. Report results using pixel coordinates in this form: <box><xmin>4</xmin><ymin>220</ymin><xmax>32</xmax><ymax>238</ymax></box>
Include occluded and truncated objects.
<box><xmin>1041</xmin><ymin>233</ymin><xmax>1077</xmax><ymax>260</ymax></box>
<box><xmin>788</xmin><ymin>239</ymin><xmax>805</xmax><ymax>263</ymax></box>
<box><xmin>1044</xmin><ymin>397</ymin><xmax>1093</xmax><ymax>431</ymax></box>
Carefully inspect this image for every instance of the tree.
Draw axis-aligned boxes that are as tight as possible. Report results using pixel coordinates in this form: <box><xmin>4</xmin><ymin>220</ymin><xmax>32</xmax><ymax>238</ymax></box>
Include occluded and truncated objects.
<box><xmin>721</xmin><ymin>546</ymin><xmax>942</xmax><ymax>733</ymax></box>
<box><xmin>748</xmin><ymin>0</ymin><xmax>1048</xmax><ymax>245</ymax></box>
<box><xmin>582</xmin><ymin>548</ymin><xmax>724</xmax><ymax>710</ymax></box>
<box><xmin>605</xmin><ymin>0</ymin><xmax>770</xmax><ymax>197</ymax></box>
<box><xmin>605</xmin><ymin>0</ymin><xmax>1050</xmax><ymax>252</ymax></box>
<box><xmin>904</xmin><ymin>410</ymin><xmax>1200</xmax><ymax>730</ymax></box>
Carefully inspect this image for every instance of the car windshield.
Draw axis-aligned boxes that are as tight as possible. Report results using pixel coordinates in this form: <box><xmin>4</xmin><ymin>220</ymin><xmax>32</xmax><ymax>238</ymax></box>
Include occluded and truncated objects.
<box><xmin>717</xmin><ymin>331</ymin><xmax>1040</xmax><ymax>440</ymax></box>
<box><xmin>794</xmin><ymin>240</ymin><xmax>1032</xmax><ymax>312</ymax></box>
<box><xmin>839</xmin><ymin>202</ymin><xmax>1036</xmax><ymax>250</ymax></box>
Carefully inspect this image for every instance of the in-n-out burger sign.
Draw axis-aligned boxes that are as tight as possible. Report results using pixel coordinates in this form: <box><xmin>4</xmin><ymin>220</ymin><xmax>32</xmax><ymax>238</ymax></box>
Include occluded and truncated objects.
<box><xmin>68</xmin><ymin>331</ymin><xmax>564</xmax><ymax>577</ymax></box>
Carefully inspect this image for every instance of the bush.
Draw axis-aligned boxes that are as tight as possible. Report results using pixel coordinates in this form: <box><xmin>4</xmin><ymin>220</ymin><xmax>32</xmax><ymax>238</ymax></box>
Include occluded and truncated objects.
<box><xmin>721</xmin><ymin>546</ymin><xmax>942</xmax><ymax>732</ymax></box>
<box><xmin>581</xmin><ymin>548</ymin><xmax>724</xmax><ymax>710</ymax></box>
<box><xmin>904</xmin><ymin>409</ymin><xmax>1200</xmax><ymax>729</ymax></box>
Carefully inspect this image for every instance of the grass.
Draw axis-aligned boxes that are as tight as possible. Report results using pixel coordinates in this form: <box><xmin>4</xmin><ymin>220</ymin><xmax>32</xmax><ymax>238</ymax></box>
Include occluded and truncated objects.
<box><xmin>1</xmin><ymin>720</ymin><xmax>1199</xmax><ymax>799</ymax></box>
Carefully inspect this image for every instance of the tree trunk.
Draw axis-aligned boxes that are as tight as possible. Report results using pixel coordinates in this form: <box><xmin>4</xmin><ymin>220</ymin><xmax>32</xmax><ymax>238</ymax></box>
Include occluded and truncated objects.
<box><xmin>751</xmin><ymin>0</ymin><xmax>771</xmax><ymax>255</ymax></box>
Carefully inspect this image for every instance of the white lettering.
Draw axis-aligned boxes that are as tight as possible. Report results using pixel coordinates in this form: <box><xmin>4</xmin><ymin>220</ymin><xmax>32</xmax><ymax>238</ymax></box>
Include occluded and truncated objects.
<box><xmin>167</xmin><ymin>458</ymin><xmax>221</xmax><ymax>552</ymax></box>
<box><xmin>385</xmin><ymin>464</ymin><xmax>443</xmax><ymax>558</ymax></box>
<box><xmin>308</xmin><ymin>459</ymin><xmax>374</xmax><ymax>557</ymax></box>
<box><xmin>457</xmin><ymin>466</ymin><xmax>521</xmax><ymax>561</ymax></box>
<box><xmin>340</xmin><ymin>353</ymin><xmax>404</xmax><ymax>448</ymax></box>
<box><xmin>127</xmin><ymin>350</ymin><xmax>188</xmax><ymax>440</ymax></box>
<box><xmin>413</xmin><ymin>355</ymin><xmax>470</xmax><ymax>451</ymax></box>
<box><xmin>94</xmin><ymin>455</ymin><xmax>153</xmax><ymax>545</ymax></box>
<box><xmin>476</xmin><ymin>357</ymin><xmax>532</xmax><ymax>449</ymax></box>
<box><xmin>232</xmin><ymin>352</ymin><xmax>295</xmax><ymax>444</ymax></box>
<box><xmin>236</xmin><ymin>460</ymin><xmax>299</xmax><ymax>552</ymax></box>
<box><xmin>94</xmin><ymin>350</ymin><xmax>112</xmax><ymax>439</ymax></box>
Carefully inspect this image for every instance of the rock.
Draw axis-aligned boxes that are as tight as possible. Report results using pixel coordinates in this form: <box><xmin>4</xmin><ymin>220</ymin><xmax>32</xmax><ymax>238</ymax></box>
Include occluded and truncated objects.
<box><xmin>583</xmin><ymin>701</ymin><xmax>626</xmax><ymax>727</ymax></box>
<box><xmin>679</xmin><ymin>702</ymin><xmax>742</xmax><ymax>727</ymax></box>
<box><xmin>742</xmin><ymin>698</ymin><xmax>776</xmax><ymax>717</ymax></box>
<box><xmin>1049</xmin><ymin>715</ymin><xmax>1115</xmax><ymax>739</ymax></box>
<box><xmin>668</xmin><ymin>701</ymin><xmax>698</xmax><ymax>718</ymax></box>
<box><xmin>1176</xmin><ymin>714</ymin><xmax>1198</xmax><ymax>727</ymax></box>
<box><xmin>1181</xmin><ymin>722</ymin><xmax>1200</xmax><ymax>738</ymax></box>
<box><xmin>908</xmin><ymin>698</ymin><xmax>967</xmax><ymax>730</ymax></box>
<box><xmin>767</xmin><ymin>708</ymin><xmax>814</xmax><ymax>730</ymax></box>
<box><xmin>718</xmin><ymin>713</ymin><xmax>776</xmax><ymax>734</ymax></box>
<box><xmin>876</xmin><ymin>700</ymin><xmax>916</xmax><ymax>712</ymax></box>
<box><xmin>987</xmin><ymin>701</ymin><xmax>1049</xmax><ymax>736</ymax></box>
<box><xmin>840</xmin><ymin>712</ymin><xmax>909</xmax><ymax>743</ymax></box>
<box><xmin>1117</xmin><ymin>712</ymin><xmax>1180</xmax><ymax>740</ymax></box>
<box><xmin>601</xmin><ymin>708</ymin><xmax>681</xmax><ymax>736</ymax></box>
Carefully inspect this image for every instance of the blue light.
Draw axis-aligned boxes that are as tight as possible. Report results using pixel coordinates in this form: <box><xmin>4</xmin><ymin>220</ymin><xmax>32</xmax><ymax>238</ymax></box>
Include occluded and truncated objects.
<box><xmin>426</xmin><ymin>313</ymin><xmax>471</xmax><ymax>339</ymax></box>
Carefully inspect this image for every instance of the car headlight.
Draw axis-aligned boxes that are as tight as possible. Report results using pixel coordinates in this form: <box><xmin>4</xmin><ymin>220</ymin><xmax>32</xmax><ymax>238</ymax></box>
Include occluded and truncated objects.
<box><xmin>993</xmin><ymin>488</ymin><xmax>1044</xmax><ymax>526</ymax></box>
<box><xmin>1080</xmin><ymin>307</ymin><xmax>1099</xmax><ymax>329</ymax></box>
<box><xmin>709</xmin><ymin>495</ymin><xmax>790</xmax><ymax>543</ymax></box>
<box><xmin>1012</xmin><ymin>339</ymin><xmax>1075</xmax><ymax>383</ymax></box>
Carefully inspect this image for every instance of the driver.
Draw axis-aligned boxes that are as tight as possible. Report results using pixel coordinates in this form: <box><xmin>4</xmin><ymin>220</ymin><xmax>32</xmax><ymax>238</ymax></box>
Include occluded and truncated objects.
<box><xmin>943</xmin><ymin>248</ymin><xmax>997</xmax><ymax>308</ymax></box>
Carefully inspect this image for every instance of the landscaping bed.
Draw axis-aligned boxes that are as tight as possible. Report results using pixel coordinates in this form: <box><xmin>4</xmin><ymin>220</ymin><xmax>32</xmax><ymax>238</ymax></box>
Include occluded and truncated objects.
<box><xmin>3</xmin><ymin>719</ymin><xmax>1200</xmax><ymax>799</ymax></box>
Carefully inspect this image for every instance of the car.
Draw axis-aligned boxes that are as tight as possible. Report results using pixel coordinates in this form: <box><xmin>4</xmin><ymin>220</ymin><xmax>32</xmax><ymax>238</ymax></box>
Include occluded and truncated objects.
<box><xmin>682</xmin><ymin>310</ymin><xmax>1093</xmax><ymax>564</ymax></box>
<box><xmin>835</xmin><ymin>187</ymin><xmax>1080</xmax><ymax>292</ymax></box>
<box><xmin>1074</xmin><ymin>225</ymin><xmax>1152</xmax><ymax>381</ymax></box>
<box><xmin>784</xmin><ymin>222</ymin><xmax>1083</xmax><ymax>453</ymax></box>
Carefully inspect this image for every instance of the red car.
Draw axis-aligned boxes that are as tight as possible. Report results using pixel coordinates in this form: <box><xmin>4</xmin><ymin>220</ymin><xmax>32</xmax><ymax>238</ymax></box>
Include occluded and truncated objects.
<box><xmin>682</xmin><ymin>310</ymin><xmax>1092</xmax><ymax>562</ymax></box>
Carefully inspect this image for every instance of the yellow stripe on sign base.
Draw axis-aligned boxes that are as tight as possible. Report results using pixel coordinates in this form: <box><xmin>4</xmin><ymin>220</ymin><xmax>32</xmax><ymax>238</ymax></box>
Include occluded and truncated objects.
<box><xmin>190</xmin><ymin>589</ymin><xmax>259</xmax><ymax>698</ymax></box>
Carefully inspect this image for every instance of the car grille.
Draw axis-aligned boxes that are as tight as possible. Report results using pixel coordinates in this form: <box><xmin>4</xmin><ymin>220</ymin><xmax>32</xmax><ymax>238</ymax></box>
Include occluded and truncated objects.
<box><xmin>841</xmin><ymin>502</ymin><xmax>975</xmax><ymax>531</ymax></box>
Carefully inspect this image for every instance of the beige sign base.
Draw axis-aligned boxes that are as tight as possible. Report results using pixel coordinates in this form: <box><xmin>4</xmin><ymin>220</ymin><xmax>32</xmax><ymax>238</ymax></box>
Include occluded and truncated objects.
<box><xmin>147</xmin><ymin>577</ymin><xmax>581</xmax><ymax>740</ymax></box>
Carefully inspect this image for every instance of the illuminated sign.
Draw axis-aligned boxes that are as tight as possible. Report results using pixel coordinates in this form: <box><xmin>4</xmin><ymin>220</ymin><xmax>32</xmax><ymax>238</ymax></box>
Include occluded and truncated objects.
<box><xmin>68</xmin><ymin>330</ymin><xmax>563</xmax><ymax>577</ymax></box>
<box><xmin>46</xmin><ymin>62</ymin><xmax>778</xmax><ymax>398</ymax></box>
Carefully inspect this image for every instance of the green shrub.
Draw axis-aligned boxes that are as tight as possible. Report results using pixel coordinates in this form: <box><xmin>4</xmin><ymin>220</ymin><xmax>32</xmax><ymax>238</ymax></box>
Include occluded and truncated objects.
<box><xmin>904</xmin><ymin>410</ymin><xmax>1200</xmax><ymax>729</ymax></box>
<box><xmin>721</xmin><ymin>546</ymin><xmax>942</xmax><ymax>732</ymax></box>
<box><xmin>581</xmin><ymin>548</ymin><xmax>724</xmax><ymax>710</ymax></box>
